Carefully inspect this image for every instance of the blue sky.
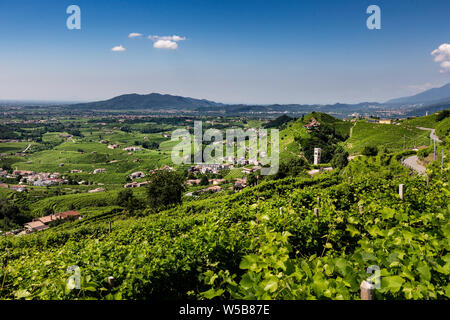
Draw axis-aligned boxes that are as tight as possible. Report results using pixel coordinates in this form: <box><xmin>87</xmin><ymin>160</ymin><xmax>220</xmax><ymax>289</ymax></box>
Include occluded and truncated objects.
<box><xmin>0</xmin><ymin>0</ymin><xmax>449</xmax><ymax>104</ymax></box>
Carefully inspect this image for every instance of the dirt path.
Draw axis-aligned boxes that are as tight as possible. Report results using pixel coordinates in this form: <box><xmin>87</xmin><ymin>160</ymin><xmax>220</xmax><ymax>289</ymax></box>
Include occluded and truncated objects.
<box><xmin>22</xmin><ymin>144</ymin><xmax>31</xmax><ymax>153</ymax></box>
<box><xmin>349</xmin><ymin>121</ymin><xmax>357</xmax><ymax>138</ymax></box>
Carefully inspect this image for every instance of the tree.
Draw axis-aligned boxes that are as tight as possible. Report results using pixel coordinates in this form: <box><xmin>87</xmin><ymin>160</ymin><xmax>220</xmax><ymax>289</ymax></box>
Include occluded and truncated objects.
<box><xmin>117</xmin><ymin>188</ymin><xmax>144</xmax><ymax>212</ymax></box>
<box><xmin>247</xmin><ymin>173</ymin><xmax>258</xmax><ymax>186</ymax></box>
<box><xmin>146</xmin><ymin>171</ymin><xmax>185</xmax><ymax>211</ymax></box>
<box><xmin>199</xmin><ymin>175</ymin><xmax>209</xmax><ymax>186</ymax></box>
<box><xmin>142</xmin><ymin>141</ymin><xmax>159</xmax><ymax>150</ymax></box>
<box><xmin>436</xmin><ymin>109</ymin><xmax>449</xmax><ymax>121</ymax></box>
<box><xmin>362</xmin><ymin>145</ymin><xmax>378</xmax><ymax>157</ymax></box>
<box><xmin>331</xmin><ymin>148</ymin><xmax>349</xmax><ymax>169</ymax></box>
<box><xmin>274</xmin><ymin>157</ymin><xmax>306</xmax><ymax>179</ymax></box>
<box><xmin>117</xmin><ymin>188</ymin><xmax>134</xmax><ymax>206</ymax></box>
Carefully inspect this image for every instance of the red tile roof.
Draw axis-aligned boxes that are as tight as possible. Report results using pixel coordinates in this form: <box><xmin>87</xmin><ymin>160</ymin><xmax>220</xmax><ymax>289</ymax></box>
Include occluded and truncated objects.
<box><xmin>56</xmin><ymin>210</ymin><xmax>81</xmax><ymax>219</ymax></box>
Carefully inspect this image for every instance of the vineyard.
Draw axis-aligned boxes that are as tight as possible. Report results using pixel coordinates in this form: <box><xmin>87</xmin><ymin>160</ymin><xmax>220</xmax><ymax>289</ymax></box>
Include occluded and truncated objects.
<box><xmin>0</xmin><ymin>152</ymin><xmax>448</xmax><ymax>300</ymax></box>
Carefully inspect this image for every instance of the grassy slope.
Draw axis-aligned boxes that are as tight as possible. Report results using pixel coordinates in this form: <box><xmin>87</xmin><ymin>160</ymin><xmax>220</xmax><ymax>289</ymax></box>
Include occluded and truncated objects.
<box><xmin>401</xmin><ymin>110</ymin><xmax>450</xmax><ymax>140</ymax></box>
<box><xmin>344</xmin><ymin>121</ymin><xmax>430</xmax><ymax>155</ymax></box>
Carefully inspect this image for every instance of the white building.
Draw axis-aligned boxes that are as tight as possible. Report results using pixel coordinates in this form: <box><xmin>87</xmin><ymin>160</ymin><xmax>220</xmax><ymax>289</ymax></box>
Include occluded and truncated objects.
<box><xmin>314</xmin><ymin>148</ymin><xmax>321</xmax><ymax>165</ymax></box>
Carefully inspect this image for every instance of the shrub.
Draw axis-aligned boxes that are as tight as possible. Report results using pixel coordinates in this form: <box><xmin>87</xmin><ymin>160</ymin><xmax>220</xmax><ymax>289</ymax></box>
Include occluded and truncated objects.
<box><xmin>362</xmin><ymin>145</ymin><xmax>378</xmax><ymax>157</ymax></box>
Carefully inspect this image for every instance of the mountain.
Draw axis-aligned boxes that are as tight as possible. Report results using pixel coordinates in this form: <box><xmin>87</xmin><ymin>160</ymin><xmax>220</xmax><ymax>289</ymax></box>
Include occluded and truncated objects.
<box><xmin>403</xmin><ymin>99</ymin><xmax>450</xmax><ymax>117</ymax></box>
<box><xmin>386</xmin><ymin>83</ymin><xmax>450</xmax><ymax>105</ymax></box>
<box><xmin>65</xmin><ymin>93</ymin><xmax>223</xmax><ymax>110</ymax></box>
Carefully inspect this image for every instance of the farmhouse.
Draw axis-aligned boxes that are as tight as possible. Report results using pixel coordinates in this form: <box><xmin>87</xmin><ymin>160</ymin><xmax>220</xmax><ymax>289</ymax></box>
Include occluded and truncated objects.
<box><xmin>88</xmin><ymin>187</ymin><xmax>105</xmax><ymax>193</ymax></box>
<box><xmin>203</xmin><ymin>185</ymin><xmax>222</xmax><ymax>193</ymax></box>
<box><xmin>129</xmin><ymin>171</ymin><xmax>146</xmax><ymax>180</ymax></box>
<box><xmin>38</xmin><ymin>214</ymin><xmax>59</xmax><ymax>225</ymax></box>
<box><xmin>151</xmin><ymin>165</ymin><xmax>174</xmax><ymax>174</ymax></box>
<box><xmin>33</xmin><ymin>178</ymin><xmax>63</xmax><ymax>187</ymax></box>
<box><xmin>234</xmin><ymin>178</ymin><xmax>247</xmax><ymax>189</ymax></box>
<box><xmin>188</xmin><ymin>164</ymin><xmax>230</xmax><ymax>174</ymax></box>
<box><xmin>56</xmin><ymin>210</ymin><xmax>82</xmax><ymax>220</ymax></box>
<box><xmin>242</xmin><ymin>166</ymin><xmax>261</xmax><ymax>174</ymax></box>
<box><xmin>13</xmin><ymin>170</ymin><xmax>35</xmax><ymax>176</ymax></box>
<box><xmin>185</xmin><ymin>179</ymin><xmax>201</xmax><ymax>186</ymax></box>
<box><xmin>124</xmin><ymin>182</ymin><xmax>139</xmax><ymax>188</ymax></box>
<box><xmin>304</xmin><ymin>118</ymin><xmax>321</xmax><ymax>130</ymax></box>
<box><xmin>10</xmin><ymin>185</ymin><xmax>27</xmax><ymax>192</ymax></box>
<box><xmin>108</xmin><ymin>144</ymin><xmax>119</xmax><ymax>149</ymax></box>
<box><xmin>24</xmin><ymin>220</ymin><xmax>48</xmax><ymax>233</ymax></box>
<box><xmin>211</xmin><ymin>179</ymin><xmax>226</xmax><ymax>185</ymax></box>
<box><xmin>124</xmin><ymin>181</ymin><xmax>151</xmax><ymax>188</ymax></box>
<box><xmin>93</xmin><ymin>168</ymin><xmax>106</xmax><ymax>174</ymax></box>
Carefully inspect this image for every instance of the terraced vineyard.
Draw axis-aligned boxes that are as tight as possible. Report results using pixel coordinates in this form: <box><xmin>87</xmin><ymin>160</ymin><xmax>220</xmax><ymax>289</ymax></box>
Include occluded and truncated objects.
<box><xmin>0</xmin><ymin>111</ymin><xmax>448</xmax><ymax>300</ymax></box>
<box><xmin>0</xmin><ymin>150</ymin><xmax>448</xmax><ymax>300</ymax></box>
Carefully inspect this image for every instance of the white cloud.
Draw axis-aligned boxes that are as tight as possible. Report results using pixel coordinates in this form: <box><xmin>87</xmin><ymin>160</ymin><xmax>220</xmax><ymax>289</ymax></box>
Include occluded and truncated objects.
<box><xmin>148</xmin><ymin>35</ymin><xmax>186</xmax><ymax>50</ymax></box>
<box><xmin>153</xmin><ymin>40</ymin><xmax>178</xmax><ymax>50</ymax></box>
<box><xmin>431</xmin><ymin>43</ymin><xmax>450</xmax><ymax>73</ymax></box>
<box><xmin>111</xmin><ymin>45</ymin><xmax>126</xmax><ymax>52</ymax></box>
<box><xmin>439</xmin><ymin>61</ymin><xmax>450</xmax><ymax>74</ymax></box>
<box><xmin>148</xmin><ymin>35</ymin><xmax>186</xmax><ymax>42</ymax></box>
<box><xmin>128</xmin><ymin>32</ymin><xmax>143</xmax><ymax>38</ymax></box>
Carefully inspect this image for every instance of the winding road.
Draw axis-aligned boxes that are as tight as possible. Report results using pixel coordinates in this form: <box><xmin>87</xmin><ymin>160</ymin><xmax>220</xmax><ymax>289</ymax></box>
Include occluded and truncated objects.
<box><xmin>416</xmin><ymin>127</ymin><xmax>442</xmax><ymax>143</ymax></box>
<box><xmin>402</xmin><ymin>155</ymin><xmax>426</xmax><ymax>175</ymax></box>
<box><xmin>402</xmin><ymin>127</ymin><xmax>441</xmax><ymax>175</ymax></box>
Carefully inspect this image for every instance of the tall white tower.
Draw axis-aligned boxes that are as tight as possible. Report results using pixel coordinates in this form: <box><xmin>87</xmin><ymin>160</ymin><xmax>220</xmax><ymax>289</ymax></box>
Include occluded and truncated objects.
<box><xmin>314</xmin><ymin>148</ymin><xmax>321</xmax><ymax>165</ymax></box>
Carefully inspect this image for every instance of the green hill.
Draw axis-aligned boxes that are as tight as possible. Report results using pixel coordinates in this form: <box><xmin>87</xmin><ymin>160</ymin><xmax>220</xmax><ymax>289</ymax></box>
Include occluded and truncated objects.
<box><xmin>0</xmin><ymin>152</ymin><xmax>448</xmax><ymax>300</ymax></box>
<box><xmin>279</xmin><ymin>112</ymin><xmax>351</xmax><ymax>163</ymax></box>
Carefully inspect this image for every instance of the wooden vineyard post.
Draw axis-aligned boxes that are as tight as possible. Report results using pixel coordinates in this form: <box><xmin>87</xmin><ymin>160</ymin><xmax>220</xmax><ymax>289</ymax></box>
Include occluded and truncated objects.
<box><xmin>399</xmin><ymin>184</ymin><xmax>404</xmax><ymax>200</ymax></box>
<box><xmin>314</xmin><ymin>208</ymin><xmax>319</xmax><ymax>217</ymax></box>
<box><xmin>107</xmin><ymin>276</ymin><xmax>115</xmax><ymax>289</ymax></box>
<box><xmin>108</xmin><ymin>221</ymin><xmax>112</xmax><ymax>233</ymax></box>
<box><xmin>359</xmin><ymin>205</ymin><xmax>363</xmax><ymax>214</ymax></box>
<box><xmin>360</xmin><ymin>280</ymin><xmax>375</xmax><ymax>300</ymax></box>
<box><xmin>317</xmin><ymin>197</ymin><xmax>320</xmax><ymax>207</ymax></box>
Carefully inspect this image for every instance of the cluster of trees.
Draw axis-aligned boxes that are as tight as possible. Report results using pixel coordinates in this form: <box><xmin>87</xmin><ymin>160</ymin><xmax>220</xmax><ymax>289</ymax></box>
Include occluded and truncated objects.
<box><xmin>134</xmin><ymin>141</ymin><xmax>159</xmax><ymax>150</ymax></box>
<box><xmin>0</xmin><ymin>199</ymin><xmax>28</xmax><ymax>231</ymax></box>
<box><xmin>116</xmin><ymin>170</ymin><xmax>185</xmax><ymax>213</ymax></box>
<box><xmin>296</xmin><ymin>123</ymin><xmax>348</xmax><ymax>164</ymax></box>
<box><xmin>273</xmin><ymin>157</ymin><xmax>307</xmax><ymax>180</ymax></box>
<box><xmin>263</xmin><ymin>115</ymin><xmax>292</xmax><ymax>129</ymax></box>
<box><xmin>330</xmin><ymin>146</ymin><xmax>349</xmax><ymax>169</ymax></box>
<box><xmin>362</xmin><ymin>145</ymin><xmax>379</xmax><ymax>157</ymax></box>
<box><xmin>436</xmin><ymin>109</ymin><xmax>449</xmax><ymax>122</ymax></box>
